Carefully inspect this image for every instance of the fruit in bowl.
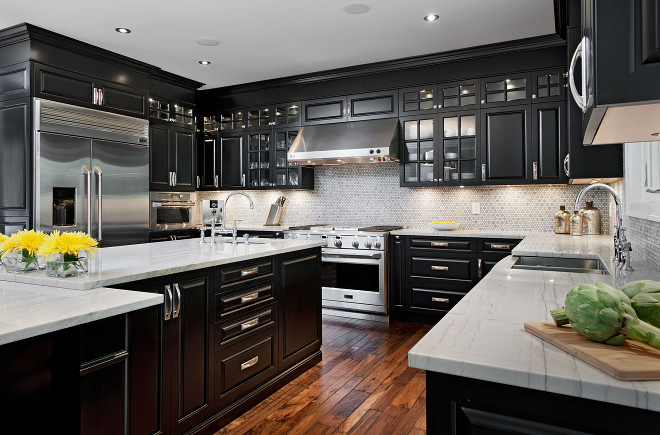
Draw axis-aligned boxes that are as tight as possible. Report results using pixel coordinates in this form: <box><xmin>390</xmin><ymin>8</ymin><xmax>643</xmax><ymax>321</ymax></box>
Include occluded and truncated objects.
<box><xmin>430</xmin><ymin>221</ymin><xmax>460</xmax><ymax>231</ymax></box>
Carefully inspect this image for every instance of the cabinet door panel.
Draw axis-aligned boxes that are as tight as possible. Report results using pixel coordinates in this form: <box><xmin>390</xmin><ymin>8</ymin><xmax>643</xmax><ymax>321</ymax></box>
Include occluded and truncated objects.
<box><xmin>173</xmin><ymin>129</ymin><xmax>195</xmax><ymax>191</ymax></box>
<box><xmin>0</xmin><ymin>62</ymin><xmax>29</xmax><ymax>102</ymax></box>
<box><xmin>35</xmin><ymin>64</ymin><xmax>94</xmax><ymax>106</ymax></box>
<box><xmin>399</xmin><ymin>85</ymin><xmax>438</xmax><ymax>116</ymax></box>
<box><xmin>348</xmin><ymin>91</ymin><xmax>398</xmax><ymax>120</ymax></box>
<box><xmin>100</xmin><ymin>83</ymin><xmax>147</xmax><ymax>117</ymax></box>
<box><xmin>0</xmin><ymin>216</ymin><xmax>28</xmax><ymax>234</ymax></box>
<box><xmin>0</xmin><ymin>99</ymin><xmax>29</xmax><ymax>215</ymax></box>
<box><xmin>481</xmin><ymin>105</ymin><xmax>531</xmax><ymax>182</ymax></box>
<box><xmin>149</xmin><ymin>124</ymin><xmax>171</xmax><ymax>190</ymax></box>
<box><xmin>532</xmin><ymin>102</ymin><xmax>565</xmax><ymax>182</ymax></box>
<box><xmin>302</xmin><ymin>97</ymin><xmax>347</xmax><ymax>125</ymax></box>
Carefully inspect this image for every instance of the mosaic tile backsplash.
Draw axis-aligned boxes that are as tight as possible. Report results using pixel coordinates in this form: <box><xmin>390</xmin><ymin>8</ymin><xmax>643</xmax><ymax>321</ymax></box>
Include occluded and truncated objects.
<box><xmin>195</xmin><ymin>163</ymin><xmax>612</xmax><ymax>234</ymax></box>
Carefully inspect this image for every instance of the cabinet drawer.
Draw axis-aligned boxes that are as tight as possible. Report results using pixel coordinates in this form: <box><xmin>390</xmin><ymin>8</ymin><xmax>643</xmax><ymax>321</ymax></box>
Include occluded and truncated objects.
<box><xmin>410</xmin><ymin>238</ymin><xmax>472</xmax><ymax>251</ymax></box>
<box><xmin>217</xmin><ymin>333</ymin><xmax>276</xmax><ymax>394</ymax></box>
<box><xmin>216</xmin><ymin>281</ymin><xmax>275</xmax><ymax>319</ymax></box>
<box><xmin>480</xmin><ymin>239</ymin><xmax>520</xmax><ymax>254</ymax></box>
<box><xmin>215</xmin><ymin>305</ymin><xmax>276</xmax><ymax>350</ymax></box>
<box><xmin>411</xmin><ymin>256</ymin><xmax>472</xmax><ymax>280</ymax></box>
<box><xmin>219</xmin><ymin>260</ymin><xmax>273</xmax><ymax>286</ymax></box>
<box><xmin>411</xmin><ymin>287</ymin><xmax>466</xmax><ymax>312</ymax></box>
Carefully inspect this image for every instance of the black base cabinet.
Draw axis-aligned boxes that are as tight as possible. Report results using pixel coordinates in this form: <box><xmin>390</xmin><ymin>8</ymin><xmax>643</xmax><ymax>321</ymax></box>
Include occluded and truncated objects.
<box><xmin>427</xmin><ymin>372</ymin><xmax>660</xmax><ymax>434</ymax></box>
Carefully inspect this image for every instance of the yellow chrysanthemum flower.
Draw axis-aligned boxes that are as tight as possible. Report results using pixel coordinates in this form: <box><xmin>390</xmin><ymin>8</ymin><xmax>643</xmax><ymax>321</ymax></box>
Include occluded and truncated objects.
<box><xmin>1</xmin><ymin>230</ymin><xmax>46</xmax><ymax>258</ymax></box>
<box><xmin>38</xmin><ymin>231</ymin><xmax>98</xmax><ymax>258</ymax></box>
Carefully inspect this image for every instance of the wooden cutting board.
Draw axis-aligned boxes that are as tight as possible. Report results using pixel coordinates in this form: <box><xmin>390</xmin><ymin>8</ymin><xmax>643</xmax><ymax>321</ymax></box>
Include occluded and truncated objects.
<box><xmin>524</xmin><ymin>321</ymin><xmax>660</xmax><ymax>381</ymax></box>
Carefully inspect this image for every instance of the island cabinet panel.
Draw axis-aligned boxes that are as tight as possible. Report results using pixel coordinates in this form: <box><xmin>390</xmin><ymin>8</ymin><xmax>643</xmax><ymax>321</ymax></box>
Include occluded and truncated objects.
<box><xmin>279</xmin><ymin>250</ymin><xmax>322</xmax><ymax>371</ymax></box>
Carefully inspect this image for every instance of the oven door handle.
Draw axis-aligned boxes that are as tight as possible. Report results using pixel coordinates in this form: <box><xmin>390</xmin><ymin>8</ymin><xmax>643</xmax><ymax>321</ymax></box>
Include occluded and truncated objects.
<box><xmin>322</xmin><ymin>252</ymin><xmax>382</xmax><ymax>260</ymax></box>
<box><xmin>151</xmin><ymin>202</ymin><xmax>195</xmax><ymax>208</ymax></box>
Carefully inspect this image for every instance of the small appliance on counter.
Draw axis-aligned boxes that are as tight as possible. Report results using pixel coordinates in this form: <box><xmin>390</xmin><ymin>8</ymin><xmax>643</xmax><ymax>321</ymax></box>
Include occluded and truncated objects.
<box><xmin>265</xmin><ymin>196</ymin><xmax>286</xmax><ymax>226</ymax></box>
<box><xmin>579</xmin><ymin>201</ymin><xmax>601</xmax><ymax>235</ymax></box>
<box><xmin>202</xmin><ymin>199</ymin><xmax>222</xmax><ymax>225</ymax></box>
<box><xmin>553</xmin><ymin>206</ymin><xmax>571</xmax><ymax>234</ymax></box>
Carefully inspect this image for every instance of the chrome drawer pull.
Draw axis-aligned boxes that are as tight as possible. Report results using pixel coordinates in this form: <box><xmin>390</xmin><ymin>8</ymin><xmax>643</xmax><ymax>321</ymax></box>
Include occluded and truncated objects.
<box><xmin>240</xmin><ymin>292</ymin><xmax>259</xmax><ymax>304</ymax></box>
<box><xmin>241</xmin><ymin>267</ymin><xmax>259</xmax><ymax>277</ymax></box>
<box><xmin>431</xmin><ymin>242</ymin><xmax>449</xmax><ymax>247</ymax></box>
<box><xmin>431</xmin><ymin>265</ymin><xmax>449</xmax><ymax>271</ymax></box>
<box><xmin>241</xmin><ymin>318</ymin><xmax>259</xmax><ymax>330</ymax></box>
<box><xmin>491</xmin><ymin>244</ymin><xmax>511</xmax><ymax>250</ymax></box>
<box><xmin>240</xmin><ymin>356</ymin><xmax>259</xmax><ymax>370</ymax></box>
<box><xmin>431</xmin><ymin>297</ymin><xmax>450</xmax><ymax>303</ymax></box>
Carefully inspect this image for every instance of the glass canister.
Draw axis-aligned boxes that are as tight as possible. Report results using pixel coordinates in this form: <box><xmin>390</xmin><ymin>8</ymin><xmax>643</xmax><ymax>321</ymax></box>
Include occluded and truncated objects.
<box><xmin>579</xmin><ymin>200</ymin><xmax>601</xmax><ymax>235</ymax></box>
<box><xmin>554</xmin><ymin>205</ymin><xmax>571</xmax><ymax>234</ymax></box>
<box><xmin>569</xmin><ymin>212</ymin><xmax>583</xmax><ymax>236</ymax></box>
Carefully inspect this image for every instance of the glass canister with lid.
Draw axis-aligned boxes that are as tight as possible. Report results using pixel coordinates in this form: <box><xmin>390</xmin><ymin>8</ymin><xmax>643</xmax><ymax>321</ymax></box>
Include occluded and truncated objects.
<box><xmin>579</xmin><ymin>200</ymin><xmax>601</xmax><ymax>235</ymax></box>
<box><xmin>554</xmin><ymin>205</ymin><xmax>571</xmax><ymax>234</ymax></box>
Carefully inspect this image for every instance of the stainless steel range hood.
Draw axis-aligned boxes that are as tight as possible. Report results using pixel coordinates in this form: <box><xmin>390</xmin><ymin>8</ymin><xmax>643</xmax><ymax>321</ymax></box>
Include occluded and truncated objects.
<box><xmin>287</xmin><ymin>118</ymin><xmax>399</xmax><ymax>165</ymax></box>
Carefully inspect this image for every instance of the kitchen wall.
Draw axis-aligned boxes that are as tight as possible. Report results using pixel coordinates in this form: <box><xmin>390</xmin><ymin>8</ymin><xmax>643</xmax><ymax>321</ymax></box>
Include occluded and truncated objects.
<box><xmin>195</xmin><ymin>163</ymin><xmax>612</xmax><ymax>233</ymax></box>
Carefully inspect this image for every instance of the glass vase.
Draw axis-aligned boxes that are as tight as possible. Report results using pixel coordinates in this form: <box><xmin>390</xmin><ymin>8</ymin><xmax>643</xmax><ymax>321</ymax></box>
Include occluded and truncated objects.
<box><xmin>4</xmin><ymin>250</ymin><xmax>40</xmax><ymax>273</ymax></box>
<box><xmin>46</xmin><ymin>252</ymin><xmax>89</xmax><ymax>278</ymax></box>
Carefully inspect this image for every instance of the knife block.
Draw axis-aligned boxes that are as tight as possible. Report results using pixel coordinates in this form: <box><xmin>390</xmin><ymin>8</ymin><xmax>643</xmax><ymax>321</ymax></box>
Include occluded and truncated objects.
<box><xmin>264</xmin><ymin>204</ymin><xmax>283</xmax><ymax>226</ymax></box>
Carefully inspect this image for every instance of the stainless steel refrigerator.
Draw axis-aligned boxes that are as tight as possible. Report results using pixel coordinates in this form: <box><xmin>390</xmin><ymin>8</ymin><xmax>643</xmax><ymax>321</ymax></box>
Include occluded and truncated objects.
<box><xmin>34</xmin><ymin>98</ymin><xmax>150</xmax><ymax>246</ymax></box>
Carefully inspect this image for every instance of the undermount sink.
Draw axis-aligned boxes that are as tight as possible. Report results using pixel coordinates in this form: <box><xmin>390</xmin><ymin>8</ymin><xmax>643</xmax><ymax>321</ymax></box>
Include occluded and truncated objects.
<box><xmin>212</xmin><ymin>237</ymin><xmax>273</xmax><ymax>244</ymax></box>
<box><xmin>511</xmin><ymin>256</ymin><xmax>609</xmax><ymax>275</ymax></box>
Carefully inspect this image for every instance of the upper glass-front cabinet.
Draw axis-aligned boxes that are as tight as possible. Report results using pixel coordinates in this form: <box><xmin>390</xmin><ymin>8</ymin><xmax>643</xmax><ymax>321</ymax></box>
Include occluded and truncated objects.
<box><xmin>217</xmin><ymin>109</ymin><xmax>245</xmax><ymax>132</ymax></box>
<box><xmin>149</xmin><ymin>96</ymin><xmax>194</xmax><ymax>129</ymax></box>
<box><xmin>399</xmin><ymin>85</ymin><xmax>438</xmax><ymax>116</ymax></box>
<box><xmin>438</xmin><ymin>80</ymin><xmax>480</xmax><ymax>111</ymax></box>
<box><xmin>440</xmin><ymin>110</ymin><xmax>479</xmax><ymax>184</ymax></box>
<box><xmin>480</xmin><ymin>73</ymin><xmax>531</xmax><ymax>108</ymax></box>
<box><xmin>531</xmin><ymin>70</ymin><xmax>565</xmax><ymax>102</ymax></box>
<box><xmin>247</xmin><ymin>102</ymin><xmax>301</xmax><ymax>129</ymax></box>
<box><xmin>400</xmin><ymin>115</ymin><xmax>438</xmax><ymax>187</ymax></box>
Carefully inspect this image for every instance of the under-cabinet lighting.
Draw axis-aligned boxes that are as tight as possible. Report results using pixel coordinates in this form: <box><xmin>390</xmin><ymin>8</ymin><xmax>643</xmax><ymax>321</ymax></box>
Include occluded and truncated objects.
<box><xmin>115</xmin><ymin>28</ymin><xmax>131</xmax><ymax>34</ymax></box>
<box><xmin>424</xmin><ymin>14</ymin><xmax>439</xmax><ymax>21</ymax></box>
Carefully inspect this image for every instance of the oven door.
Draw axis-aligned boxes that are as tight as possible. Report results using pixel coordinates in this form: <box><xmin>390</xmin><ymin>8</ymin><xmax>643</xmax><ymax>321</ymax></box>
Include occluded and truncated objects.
<box><xmin>150</xmin><ymin>202</ymin><xmax>194</xmax><ymax>231</ymax></box>
<box><xmin>321</xmin><ymin>248</ymin><xmax>386</xmax><ymax>312</ymax></box>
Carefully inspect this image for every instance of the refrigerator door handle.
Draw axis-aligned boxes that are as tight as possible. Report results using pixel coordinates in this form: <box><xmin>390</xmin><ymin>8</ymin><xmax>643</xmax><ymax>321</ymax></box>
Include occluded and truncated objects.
<box><xmin>82</xmin><ymin>165</ymin><xmax>92</xmax><ymax>235</ymax></box>
<box><xmin>94</xmin><ymin>166</ymin><xmax>103</xmax><ymax>241</ymax></box>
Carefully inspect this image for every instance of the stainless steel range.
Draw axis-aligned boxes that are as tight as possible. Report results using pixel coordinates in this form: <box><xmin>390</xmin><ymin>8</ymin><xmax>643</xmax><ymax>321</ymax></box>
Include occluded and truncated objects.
<box><xmin>284</xmin><ymin>225</ymin><xmax>403</xmax><ymax>315</ymax></box>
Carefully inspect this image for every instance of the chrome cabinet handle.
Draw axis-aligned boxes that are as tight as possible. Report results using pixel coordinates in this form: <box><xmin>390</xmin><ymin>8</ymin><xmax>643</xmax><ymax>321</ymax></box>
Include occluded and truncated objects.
<box><xmin>173</xmin><ymin>283</ymin><xmax>182</xmax><ymax>319</ymax></box>
<box><xmin>164</xmin><ymin>284</ymin><xmax>173</xmax><ymax>321</ymax></box>
<box><xmin>242</xmin><ymin>174</ymin><xmax>246</xmax><ymax>187</ymax></box>
<box><xmin>490</xmin><ymin>244</ymin><xmax>511</xmax><ymax>250</ymax></box>
<box><xmin>431</xmin><ymin>265</ymin><xmax>449</xmax><ymax>271</ymax></box>
<box><xmin>214</xmin><ymin>174</ymin><xmax>219</xmax><ymax>188</ymax></box>
<box><xmin>240</xmin><ymin>292</ymin><xmax>259</xmax><ymax>304</ymax></box>
<box><xmin>564</xmin><ymin>154</ymin><xmax>570</xmax><ymax>177</ymax></box>
<box><xmin>569</xmin><ymin>38</ymin><xmax>586</xmax><ymax>112</ymax></box>
<box><xmin>241</xmin><ymin>318</ymin><xmax>260</xmax><ymax>331</ymax></box>
<box><xmin>431</xmin><ymin>241</ymin><xmax>449</xmax><ymax>247</ymax></box>
<box><xmin>533</xmin><ymin>162</ymin><xmax>538</xmax><ymax>180</ymax></box>
<box><xmin>196</xmin><ymin>175</ymin><xmax>201</xmax><ymax>189</ymax></box>
<box><xmin>478</xmin><ymin>258</ymin><xmax>483</xmax><ymax>278</ymax></box>
<box><xmin>241</xmin><ymin>267</ymin><xmax>259</xmax><ymax>277</ymax></box>
<box><xmin>82</xmin><ymin>165</ymin><xmax>92</xmax><ymax>235</ymax></box>
<box><xmin>173</xmin><ymin>172</ymin><xmax>177</xmax><ymax>186</ymax></box>
<box><xmin>98</xmin><ymin>88</ymin><xmax>104</xmax><ymax>105</ymax></box>
<box><xmin>93</xmin><ymin>88</ymin><xmax>98</xmax><ymax>105</ymax></box>
<box><xmin>240</xmin><ymin>356</ymin><xmax>259</xmax><ymax>371</ymax></box>
<box><xmin>94</xmin><ymin>166</ymin><xmax>103</xmax><ymax>241</ymax></box>
<box><xmin>482</xmin><ymin>163</ymin><xmax>486</xmax><ymax>181</ymax></box>
<box><xmin>431</xmin><ymin>297</ymin><xmax>450</xmax><ymax>303</ymax></box>
<box><xmin>168</xmin><ymin>171</ymin><xmax>172</xmax><ymax>186</ymax></box>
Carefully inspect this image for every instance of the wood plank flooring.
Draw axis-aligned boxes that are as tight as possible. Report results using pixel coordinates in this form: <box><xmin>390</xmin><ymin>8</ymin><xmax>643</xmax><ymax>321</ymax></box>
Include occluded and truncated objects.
<box><xmin>215</xmin><ymin>316</ymin><xmax>431</xmax><ymax>435</ymax></box>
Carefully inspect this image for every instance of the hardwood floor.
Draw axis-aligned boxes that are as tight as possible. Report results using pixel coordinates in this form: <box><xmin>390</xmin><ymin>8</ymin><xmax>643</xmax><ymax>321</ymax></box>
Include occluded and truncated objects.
<box><xmin>215</xmin><ymin>316</ymin><xmax>431</xmax><ymax>435</ymax></box>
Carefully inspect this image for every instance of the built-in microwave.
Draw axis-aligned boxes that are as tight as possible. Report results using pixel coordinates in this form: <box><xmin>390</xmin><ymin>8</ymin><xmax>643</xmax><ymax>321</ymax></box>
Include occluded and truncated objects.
<box><xmin>149</xmin><ymin>192</ymin><xmax>196</xmax><ymax>231</ymax></box>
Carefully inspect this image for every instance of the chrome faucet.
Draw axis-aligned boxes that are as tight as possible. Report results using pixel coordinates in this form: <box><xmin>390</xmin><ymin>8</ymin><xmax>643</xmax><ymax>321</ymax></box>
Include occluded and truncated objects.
<box><xmin>219</xmin><ymin>191</ymin><xmax>254</xmax><ymax>233</ymax></box>
<box><xmin>574</xmin><ymin>183</ymin><xmax>633</xmax><ymax>271</ymax></box>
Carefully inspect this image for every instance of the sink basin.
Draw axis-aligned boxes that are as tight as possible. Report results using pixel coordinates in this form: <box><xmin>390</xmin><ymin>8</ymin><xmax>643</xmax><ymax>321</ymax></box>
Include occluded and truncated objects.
<box><xmin>511</xmin><ymin>256</ymin><xmax>609</xmax><ymax>275</ymax></box>
<box><xmin>211</xmin><ymin>237</ymin><xmax>273</xmax><ymax>244</ymax></box>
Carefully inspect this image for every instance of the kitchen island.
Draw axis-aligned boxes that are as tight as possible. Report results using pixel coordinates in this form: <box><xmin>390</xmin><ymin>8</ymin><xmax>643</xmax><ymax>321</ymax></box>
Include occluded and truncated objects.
<box><xmin>408</xmin><ymin>233</ymin><xmax>660</xmax><ymax>433</ymax></box>
<box><xmin>0</xmin><ymin>238</ymin><xmax>324</xmax><ymax>435</ymax></box>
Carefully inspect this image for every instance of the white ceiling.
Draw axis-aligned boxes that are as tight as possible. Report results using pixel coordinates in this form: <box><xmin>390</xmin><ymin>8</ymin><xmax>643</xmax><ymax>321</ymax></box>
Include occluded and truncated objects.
<box><xmin>2</xmin><ymin>0</ymin><xmax>556</xmax><ymax>89</ymax></box>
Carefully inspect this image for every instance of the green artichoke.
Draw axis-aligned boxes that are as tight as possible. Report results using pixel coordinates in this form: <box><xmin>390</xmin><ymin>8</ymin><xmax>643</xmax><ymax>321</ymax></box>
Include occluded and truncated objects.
<box><xmin>619</xmin><ymin>280</ymin><xmax>660</xmax><ymax>299</ymax></box>
<box><xmin>632</xmin><ymin>292</ymin><xmax>660</xmax><ymax>328</ymax></box>
<box><xmin>564</xmin><ymin>282</ymin><xmax>660</xmax><ymax>349</ymax></box>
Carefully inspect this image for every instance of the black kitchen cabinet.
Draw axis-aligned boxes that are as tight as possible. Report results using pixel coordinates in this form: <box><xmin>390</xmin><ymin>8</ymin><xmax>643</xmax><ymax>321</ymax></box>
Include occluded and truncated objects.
<box><xmin>399</xmin><ymin>84</ymin><xmax>438</xmax><ymax>116</ymax></box>
<box><xmin>0</xmin><ymin>216</ymin><xmax>29</xmax><ymax>234</ymax></box>
<box><xmin>400</xmin><ymin>114</ymin><xmax>438</xmax><ymax>186</ymax></box>
<box><xmin>219</xmin><ymin>133</ymin><xmax>246</xmax><ymax>188</ymax></box>
<box><xmin>438</xmin><ymin>79</ymin><xmax>480</xmax><ymax>112</ymax></box>
<box><xmin>531</xmin><ymin>69</ymin><xmax>565</xmax><ymax>102</ymax></box>
<box><xmin>149</xmin><ymin>95</ymin><xmax>195</xmax><ymax>129</ymax></box>
<box><xmin>480</xmin><ymin>104</ymin><xmax>531</xmax><ymax>183</ymax></box>
<box><xmin>391</xmin><ymin>235</ymin><xmax>405</xmax><ymax>309</ymax></box>
<box><xmin>247</xmin><ymin>106</ymin><xmax>272</xmax><ymax>129</ymax></box>
<box><xmin>0</xmin><ymin>61</ymin><xmax>29</xmax><ymax>102</ymax></box>
<box><xmin>0</xmin><ymin>98</ymin><xmax>30</xmax><ymax>221</ymax></box>
<box><xmin>246</xmin><ymin>129</ymin><xmax>273</xmax><ymax>188</ymax></box>
<box><xmin>273</xmin><ymin>127</ymin><xmax>314</xmax><ymax>189</ymax></box>
<box><xmin>480</xmin><ymin>73</ymin><xmax>531</xmax><ymax>108</ymax></box>
<box><xmin>150</xmin><ymin>125</ymin><xmax>195</xmax><ymax>191</ymax></box>
<box><xmin>302</xmin><ymin>96</ymin><xmax>348</xmax><ymax>125</ymax></box>
<box><xmin>347</xmin><ymin>90</ymin><xmax>398</xmax><ymax>121</ymax></box>
<box><xmin>246</xmin><ymin>102</ymin><xmax>301</xmax><ymax>129</ymax></box>
<box><xmin>33</xmin><ymin>63</ymin><xmax>147</xmax><ymax>118</ymax></box>
<box><xmin>531</xmin><ymin>101</ymin><xmax>567</xmax><ymax>183</ymax></box>
<box><xmin>440</xmin><ymin>110</ymin><xmax>480</xmax><ymax>184</ymax></box>
<box><xmin>217</xmin><ymin>108</ymin><xmax>246</xmax><ymax>132</ymax></box>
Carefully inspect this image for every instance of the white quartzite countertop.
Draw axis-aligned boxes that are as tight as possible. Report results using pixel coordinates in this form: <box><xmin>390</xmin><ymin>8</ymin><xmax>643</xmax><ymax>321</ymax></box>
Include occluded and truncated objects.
<box><xmin>408</xmin><ymin>232</ymin><xmax>660</xmax><ymax>411</ymax></box>
<box><xmin>0</xmin><ymin>238</ymin><xmax>323</xmax><ymax>345</ymax></box>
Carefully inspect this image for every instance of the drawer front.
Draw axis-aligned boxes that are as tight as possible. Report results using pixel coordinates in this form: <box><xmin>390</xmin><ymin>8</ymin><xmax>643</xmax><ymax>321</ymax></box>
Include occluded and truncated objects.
<box><xmin>215</xmin><ymin>306</ymin><xmax>276</xmax><ymax>349</ymax></box>
<box><xmin>410</xmin><ymin>287</ymin><xmax>466</xmax><ymax>312</ymax></box>
<box><xmin>410</xmin><ymin>237</ymin><xmax>472</xmax><ymax>251</ymax></box>
<box><xmin>411</xmin><ymin>256</ymin><xmax>472</xmax><ymax>280</ymax></box>
<box><xmin>219</xmin><ymin>260</ymin><xmax>273</xmax><ymax>286</ymax></box>
<box><xmin>480</xmin><ymin>239</ymin><xmax>520</xmax><ymax>253</ymax></box>
<box><xmin>218</xmin><ymin>334</ymin><xmax>275</xmax><ymax>393</ymax></box>
<box><xmin>216</xmin><ymin>281</ymin><xmax>275</xmax><ymax>318</ymax></box>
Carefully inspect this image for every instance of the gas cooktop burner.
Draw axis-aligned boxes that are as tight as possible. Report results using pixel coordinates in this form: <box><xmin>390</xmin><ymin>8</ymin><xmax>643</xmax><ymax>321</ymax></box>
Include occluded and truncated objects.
<box><xmin>286</xmin><ymin>225</ymin><xmax>403</xmax><ymax>233</ymax></box>
<box><xmin>357</xmin><ymin>225</ymin><xmax>404</xmax><ymax>232</ymax></box>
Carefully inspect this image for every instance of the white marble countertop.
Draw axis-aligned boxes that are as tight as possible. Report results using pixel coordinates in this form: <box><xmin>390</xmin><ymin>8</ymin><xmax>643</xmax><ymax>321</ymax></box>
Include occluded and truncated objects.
<box><xmin>0</xmin><ymin>281</ymin><xmax>162</xmax><ymax>346</ymax></box>
<box><xmin>390</xmin><ymin>228</ymin><xmax>530</xmax><ymax>239</ymax></box>
<box><xmin>0</xmin><ymin>238</ymin><xmax>324</xmax><ymax>290</ymax></box>
<box><xmin>408</xmin><ymin>232</ymin><xmax>660</xmax><ymax>411</ymax></box>
<box><xmin>197</xmin><ymin>224</ymin><xmax>289</xmax><ymax>232</ymax></box>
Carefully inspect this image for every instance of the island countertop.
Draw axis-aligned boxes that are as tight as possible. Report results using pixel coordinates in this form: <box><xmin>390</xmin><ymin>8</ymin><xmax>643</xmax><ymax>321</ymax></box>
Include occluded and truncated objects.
<box><xmin>0</xmin><ymin>238</ymin><xmax>325</xmax><ymax>290</ymax></box>
<box><xmin>408</xmin><ymin>233</ymin><xmax>660</xmax><ymax>412</ymax></box>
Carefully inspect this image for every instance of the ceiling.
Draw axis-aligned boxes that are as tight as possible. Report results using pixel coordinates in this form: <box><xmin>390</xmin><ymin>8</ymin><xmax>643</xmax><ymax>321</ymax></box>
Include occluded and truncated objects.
<box><xmin>1</xmin><ymin>0</ymin><xmax>556</xmax><ymax>90</ymax></box>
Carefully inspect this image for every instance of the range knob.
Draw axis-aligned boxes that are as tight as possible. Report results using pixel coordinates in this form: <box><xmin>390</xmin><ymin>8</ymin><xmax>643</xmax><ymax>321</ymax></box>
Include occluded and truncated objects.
<box><xmin>352</xmin><ymin>240</ymin><xmax>360</xmax><ymax>249</ymax></box>
<box><xmin>374</xmin><ymin>241</ymin><xmax>382</xmax><ymax>249</ymax></box>
<box><xmin>364</xmin><ymin>240</ymin><xmax>372</xmax><ymax>249</ymax></box>
<box><xmin>334</xmin><ymin>239</ymin><xmax>342</xmax><ymax>248</ymax></box>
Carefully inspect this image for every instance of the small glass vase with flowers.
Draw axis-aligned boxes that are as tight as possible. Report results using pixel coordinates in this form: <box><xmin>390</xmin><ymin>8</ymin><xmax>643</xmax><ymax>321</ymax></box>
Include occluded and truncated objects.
<box><xmin>41</xmin><ymin>231</ymin><xmax>98</xmax><ymax>278</ymax></box>
<box><xmin>0</xmin><ymin>230</ymin><xmax>47</xmax><ymax>273</ymax></box>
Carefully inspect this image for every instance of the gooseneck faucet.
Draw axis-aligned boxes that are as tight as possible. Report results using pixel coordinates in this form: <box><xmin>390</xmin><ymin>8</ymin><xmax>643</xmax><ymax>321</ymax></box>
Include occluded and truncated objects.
<box><xmin>221</xmin><ymin>192</ymin><xmax>254</xmax><ymax>231</ymax></box>
<box><xmin>574</xmin><ymin>183</ymin><xmax>633</xmax><ymax>271</ymax></box>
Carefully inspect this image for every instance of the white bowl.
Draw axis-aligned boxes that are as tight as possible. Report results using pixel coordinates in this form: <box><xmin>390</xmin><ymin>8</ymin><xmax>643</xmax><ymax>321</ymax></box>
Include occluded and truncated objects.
<box><xmin>430</xmin><ymin>223</ymin><xmax>460</xmax><ymax>231</ymax></box>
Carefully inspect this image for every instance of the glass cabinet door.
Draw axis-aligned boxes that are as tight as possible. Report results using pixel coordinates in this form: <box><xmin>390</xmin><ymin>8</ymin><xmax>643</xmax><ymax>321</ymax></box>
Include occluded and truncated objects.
<box><xmin>438</xmin><ymin>80</ymin><xmax>480</xmax><ymax>111</ymax></box>
<box><xmin>401</xmin><ymin>116</ymin><xmax>437</xmax><ymax>186</ymax></box>
<box><xmin>173</xmin><ymin>103</ymin><xmax>194</xmax><ymax>128</ymax></box>
<box><xmin>273</xmin><ymin>103</ymin><xmax>301</xmax><ymax>127</ymax></box>
<box><xmin>481</xmin><ymin>73</ymin><xmax>531</xmax><ymax>107</ymax></box>
<box><xmin>274</xmin><ymin>129</ymin><xmax>300</xmax><ymax>187</ymax></box>
<box><xmin>247</xmin><ymin>107</ymin><xmax>271</xmax><ymax>129</ymax></box>
<box><xmin>440</xmin><ymin>111</ymin><xmax>478</xmax><ymax>183</ymax></box>
<box><xmin>399</xmin><ymin>85</ymin><xmax>437</xmax><ymax>116</ymax></box>
<box><xmin>532</xmin><ymin>70</ymin><xmax>565</xmax><ymax>102</ymax></box>
<box><xmin>149</xmin><ymin>97</ymin><xmax>171</xmax><ymax>122</ymax></box>
<box><xmin>219</xmin><ymin>109</ymin><xmax>245</xmax><ymax>131</ymax></box>
<box><xmin>247</xmin><ymin>131</ymin><xmax>272</xmax><ymax>187</ymax></box>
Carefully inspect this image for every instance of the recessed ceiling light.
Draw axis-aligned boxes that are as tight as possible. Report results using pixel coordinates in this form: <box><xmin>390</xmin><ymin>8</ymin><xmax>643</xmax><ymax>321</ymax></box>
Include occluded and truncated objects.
<box><xmin>115</xmin><ymin>27</ymin><xmax>131</xmax><ymax>34</ymax></box>
<box><xmin>343</xmin><ymin>3</ymin><xmax>370</xmax><ymax>14</ymax></box>
<box><xmin>423</xmin><ymin>14</ymin><xmax>439</xmax><ymax>22</ymax></box>
<box><xmin>199</xmin><ymin>60</ymin><xmax>211</xmax><ymax>65</ymax></box>
<box><xmin>196</xmin><ymin>38</ymin><xmax>220</xmax><ymax>47</ymax></box>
